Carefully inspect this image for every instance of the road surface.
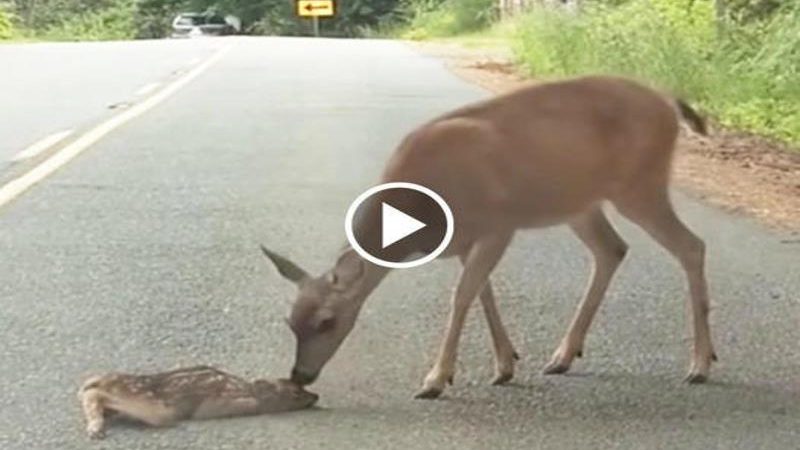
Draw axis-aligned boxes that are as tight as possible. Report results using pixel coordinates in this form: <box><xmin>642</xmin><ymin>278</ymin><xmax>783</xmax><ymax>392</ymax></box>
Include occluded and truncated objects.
<box><xmin>0</xmin><ymin>37</ymin><xmax>798</xmax><ymax>450</ymax></box>
<box><xmin>0</xmin><ymin>39</ymin><xmax>223</xmax><ymax>163</ymax></box>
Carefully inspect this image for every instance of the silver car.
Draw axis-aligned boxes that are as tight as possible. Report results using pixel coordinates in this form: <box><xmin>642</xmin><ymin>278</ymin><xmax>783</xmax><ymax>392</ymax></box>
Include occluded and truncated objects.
<box><xmin>171</xmin><ymin>12</ymin><xmax>241</xmax><ymax>38</ymax></box>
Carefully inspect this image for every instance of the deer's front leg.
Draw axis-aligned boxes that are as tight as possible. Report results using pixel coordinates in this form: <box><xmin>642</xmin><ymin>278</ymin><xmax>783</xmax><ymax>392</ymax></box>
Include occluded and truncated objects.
<box><xmin>415</xmin><ymin>233</ymin><xmax>512</xmax><ymax>399</ymax></box>
<box><xmin>478</xmin><ymin>281</ymin><xmax>519</xmax><ymax>385</ymax></box>
<box><xmin>460</xmin><ymin>251</ymin><xmax>519</xmax><ymax>385</ymax></box>
<box><xmin>544</xmin><ymin>209</ymin><xmax>627</xmax><ymax>375</ymax></box>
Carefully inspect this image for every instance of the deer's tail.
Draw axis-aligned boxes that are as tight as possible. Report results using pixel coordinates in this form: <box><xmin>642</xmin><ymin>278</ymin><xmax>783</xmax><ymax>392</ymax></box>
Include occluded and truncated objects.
<box><xmin>673</xmin><ymin>98</ymin><xmax>708</xmax><ymax>136</ymax></box>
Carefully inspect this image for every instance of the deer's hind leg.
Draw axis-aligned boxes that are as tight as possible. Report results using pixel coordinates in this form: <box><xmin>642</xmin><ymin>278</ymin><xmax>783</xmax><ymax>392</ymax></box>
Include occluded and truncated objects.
<box><xmin>613</xmin><ymin>186</ymin><xmax>716</xmax><ymax>383</ymax></box>
<box><xmin>544</xmin><ymin>207</ymin><xmax>628</xmax><ymax>375</ymax></box>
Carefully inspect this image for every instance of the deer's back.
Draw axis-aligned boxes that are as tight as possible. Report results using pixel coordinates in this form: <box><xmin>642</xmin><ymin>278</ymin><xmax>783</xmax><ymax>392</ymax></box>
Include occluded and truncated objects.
<box><xmin>382</xmin><ymin>75</ymin><xmax>679</xmax><ymax>234</ymax></box>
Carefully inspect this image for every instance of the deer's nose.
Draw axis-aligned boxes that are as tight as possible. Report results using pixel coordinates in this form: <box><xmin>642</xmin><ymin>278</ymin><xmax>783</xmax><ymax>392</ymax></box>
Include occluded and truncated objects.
<box><xmin>290</xmin><ymin>368</ymin><xmax>318</xmax><ymax>385</ymax></box>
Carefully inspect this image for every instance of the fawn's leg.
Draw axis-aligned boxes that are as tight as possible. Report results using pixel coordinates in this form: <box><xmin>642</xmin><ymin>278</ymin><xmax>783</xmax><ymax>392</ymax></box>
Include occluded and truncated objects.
<box><xmin>191</xmin><ymin>398</ymin><xmax>260</xmax><ymax>420</ymax></box>
<box><xmin>102</xmin><ymin>394</ymin><xmax>180</xmax><ymax>427</ymax></box>
<box><xmin>80</xmin><ymin>388</ymin><xmax>107</xmax><ymax>439</ymax></box>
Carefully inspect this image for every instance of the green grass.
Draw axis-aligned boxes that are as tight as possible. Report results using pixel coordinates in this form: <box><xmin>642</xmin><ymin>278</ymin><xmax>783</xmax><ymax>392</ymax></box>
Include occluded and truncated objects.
<box><xmin>427</xmin><ymin>19</ymin><xmax>517</xmax><ymax>48</ymax></box>
<box><xmin>0</xmin><ymin>3</ymin><xmax>14</xmax><ymax>40</ymax></box>
<box><xmin>1</xmin><ymin>1</ymin><xmax>137</xmax><ymax>42</ymax></box>
<box><xmin>36</xmin><ymin>4</ymin><xmax>137</xmax><ymax>41</ymax></box>
<box><xmin>397</xmin><ymin>1</ymin><xmax>800</xmax><ymax>147</ymax></box>
<box><xmin>395</xmin><ymin>0</ymin><xmax>497</xmax><ymax>40</ymax></box>
<box><xmin>511</xmin><ymin>1</ymin><xmax>800</xmax><ymax>146</ymax></box>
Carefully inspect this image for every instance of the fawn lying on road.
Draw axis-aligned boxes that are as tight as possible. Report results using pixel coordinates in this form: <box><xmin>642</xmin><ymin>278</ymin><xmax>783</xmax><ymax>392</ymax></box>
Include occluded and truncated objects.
<box><xmin>78</xmin><ymin>365</ymin><xmax>318</xmax><ymax>439</ymax></box>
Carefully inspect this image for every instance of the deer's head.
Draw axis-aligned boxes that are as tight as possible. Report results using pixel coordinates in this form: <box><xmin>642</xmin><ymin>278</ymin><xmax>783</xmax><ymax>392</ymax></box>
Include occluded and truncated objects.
<box><xmin>260</xmin><ymin>245</ymin><xmax>369</xmax><ymax>385</ymax></box>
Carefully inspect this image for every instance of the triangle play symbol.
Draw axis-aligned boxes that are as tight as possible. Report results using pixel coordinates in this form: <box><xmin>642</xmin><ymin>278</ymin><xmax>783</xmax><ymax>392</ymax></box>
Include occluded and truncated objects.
<box><xmin>381</xmin><ymin>202</ymin><xmax>426</xmax><ymax>249</ymax></box>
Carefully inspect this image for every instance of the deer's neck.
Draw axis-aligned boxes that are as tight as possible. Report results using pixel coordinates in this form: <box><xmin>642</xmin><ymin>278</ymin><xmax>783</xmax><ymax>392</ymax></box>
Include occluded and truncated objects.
<box><xmin>354</xmin><ymin>260</ymin><xmax>391</xmax><ymax>306</ymax></box>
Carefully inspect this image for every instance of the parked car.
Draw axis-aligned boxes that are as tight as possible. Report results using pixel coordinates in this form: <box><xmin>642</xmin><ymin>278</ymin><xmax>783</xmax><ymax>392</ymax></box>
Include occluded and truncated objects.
<box><xmin>171</xmin><ymin>12</ymin><xmax>241</xmax><ymax>38</ymax></box>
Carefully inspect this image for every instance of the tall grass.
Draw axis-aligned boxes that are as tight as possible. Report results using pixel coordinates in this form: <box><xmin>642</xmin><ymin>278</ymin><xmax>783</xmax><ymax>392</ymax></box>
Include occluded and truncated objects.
<box><xmin>398</xmin><ymin>0</ymin><xmax>497</xmax><ymax>40</ymax></box>
<box><xmin>38</xmin><ymin>2</ymin><xmax>137</xmax><ymax>41</ymax></box>
<box><xmin>0</xmin><ymin>2</ymin><xmax>13</xmax><ymax>39</ymax></box>
<box><xmin>514</xmin><ymin>1</ymin><xmax>800</xmax><ymax>145</ymax></box>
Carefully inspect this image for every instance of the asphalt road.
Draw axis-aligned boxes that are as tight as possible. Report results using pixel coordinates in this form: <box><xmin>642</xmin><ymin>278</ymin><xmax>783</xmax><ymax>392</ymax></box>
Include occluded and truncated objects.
<box><xmin>0</xmin><ymin>39</ymin><xmax>223</xmax><ymax>162</ymax></box>
<box><xmin>0</xmin><ymin>37</ymin><xmax>798</xmax><ymax>450</ymax></box>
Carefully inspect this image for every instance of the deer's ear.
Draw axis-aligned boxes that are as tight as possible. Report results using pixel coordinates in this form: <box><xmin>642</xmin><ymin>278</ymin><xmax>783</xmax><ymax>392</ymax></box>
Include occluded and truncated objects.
<box><xmin>260</xmin><ymin>245</ymin><xmax>309</xmax><ymax>284</ymax></box>
<box><xmin>328</xmin><ymin>249</ymin><xmax>364</xmax><ymax>288</ymax></box>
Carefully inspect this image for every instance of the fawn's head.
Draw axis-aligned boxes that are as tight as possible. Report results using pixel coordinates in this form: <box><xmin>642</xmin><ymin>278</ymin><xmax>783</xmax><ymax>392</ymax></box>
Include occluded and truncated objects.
<box><xmin>252</xmin><ymin>378</ymin><xmax>318</xmax><ymax>410</ymax></box>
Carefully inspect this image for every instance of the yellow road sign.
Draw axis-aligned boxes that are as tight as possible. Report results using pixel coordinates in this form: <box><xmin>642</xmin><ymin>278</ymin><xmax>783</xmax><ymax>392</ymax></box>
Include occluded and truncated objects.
<box><xmin>297</xmin><ymin>0</ymin><xmax>335</xmax><ymax>17</ymax></box>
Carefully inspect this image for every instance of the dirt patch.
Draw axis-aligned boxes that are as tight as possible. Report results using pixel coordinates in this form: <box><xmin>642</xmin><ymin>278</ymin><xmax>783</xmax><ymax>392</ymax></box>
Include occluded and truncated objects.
<box><xmin>413</xmin><ymin>41</ymin><xmax>800</xmax><ymax>232</ymax></box>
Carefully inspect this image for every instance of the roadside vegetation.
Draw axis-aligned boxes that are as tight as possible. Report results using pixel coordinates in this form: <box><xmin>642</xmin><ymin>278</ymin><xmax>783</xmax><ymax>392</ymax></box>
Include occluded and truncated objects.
<box><xmin>0</xmin><ymin>2</ymin><xmax>15</xmax><ymax>39</ymax></box>
<box><xmin>2</xmin><ymin>0</ymin><xmax>796</xmax><ymax>147</ymax></box>
<box><xmin>2</xmin><ymin>0</ymin><xmax>401</xmax><ymax>40</ymax></box>
<box><xmin>514</xmin><ymin>1</ymin><xmax>800</xmax><ymax>145</ymax></box>
<box><xmin>395</xmin><ymin>0</ymin><xmax>800</xmax><ymax>147</ymax></box>
<box><xmin>390</xmin><ymin>0</ymin><xmax>496</xmax><ymax>39</ymax></box>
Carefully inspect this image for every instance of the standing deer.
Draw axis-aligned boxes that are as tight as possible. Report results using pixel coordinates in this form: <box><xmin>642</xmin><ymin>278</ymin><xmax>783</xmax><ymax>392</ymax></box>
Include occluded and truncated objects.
<box><xmin>261</xmin><ymin>75</ymin><xmax>717</xmax><ymax>399</ymax></box>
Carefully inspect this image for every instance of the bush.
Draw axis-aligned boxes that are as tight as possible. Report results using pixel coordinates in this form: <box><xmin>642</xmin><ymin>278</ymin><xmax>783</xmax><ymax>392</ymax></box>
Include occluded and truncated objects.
<box><xmin>248</xmin><ymin>5</ymin><xmax>305</xmax><ymax>36</ymax></box>
<box><xmin>133</xmin><ymin>0</ymin><xmax>184</xmax><ymax>39</ymax></box>
<box><xmin>514</xmin><ymin>1</ymin><xmax>800</xmax><ymax>145</ymax></box>
<box><xmin>399</xmin><ymin>0</ymin><xmax>496</xmax><ymax>39</ymax></box>
<box><xmin>0</xmin><ymin>2</ymin><xmax>13</xmax><ymax>39</ymax></box>
<box><xmin>40</xmin><ymin>1</ymin><xmax>136</xmax><ymax>41</ymax></box>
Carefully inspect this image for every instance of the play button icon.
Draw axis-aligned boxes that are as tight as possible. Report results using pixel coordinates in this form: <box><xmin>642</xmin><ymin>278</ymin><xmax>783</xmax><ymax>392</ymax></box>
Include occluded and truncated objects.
<box><xmin>345</xmin><ymin>182</ymin><xmax>454</xmax><ymax>269</ymax></box>
<box><xmin>381</xmin><ymin>203</ymin><xmax>426</xmax><ymax>248</ymax></box>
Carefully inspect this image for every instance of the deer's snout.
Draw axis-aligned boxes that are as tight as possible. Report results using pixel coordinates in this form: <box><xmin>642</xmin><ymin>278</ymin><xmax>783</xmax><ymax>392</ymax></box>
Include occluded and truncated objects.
<box><xmin>304</xmin><ymin>390</ymin><xmax>320</xmax><ymax>404</ymax></box>
<box><xmin>290</xmin><ymin>367</ymin><xmax>318</xmax><ymax>386</ymax></box>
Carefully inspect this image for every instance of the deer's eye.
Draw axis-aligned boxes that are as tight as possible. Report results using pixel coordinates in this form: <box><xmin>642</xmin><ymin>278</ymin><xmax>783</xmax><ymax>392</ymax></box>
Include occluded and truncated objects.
<box><xmin>317</xmin><ymin>316</ymin><xmax>336</xmax><ymax>333</ymax></box>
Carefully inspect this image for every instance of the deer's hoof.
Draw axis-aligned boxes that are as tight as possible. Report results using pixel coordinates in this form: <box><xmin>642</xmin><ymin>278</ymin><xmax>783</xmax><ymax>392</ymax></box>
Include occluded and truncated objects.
<box><xmin>414</xmin><ymin>387</ymin><xmax>444</xmax><ymax>400</ymax></box>
<box><xmin>87</xmin><ymin>427</ymin><xmax>106</xmax><ymax>440</ymax></box>
<box><xmin>684</xmin><ymin>372</ymin><xmax>708</xmax><ymax>384</ymax></box>
<box><xmin>491</xmin><ymin>372</ymin><xmax>513</xmax><ymax>385</ymax></box>
<box><xmin>542</xmin><ymin>361</ymin><xmax>570</xmax><ymax>375</ymax></box>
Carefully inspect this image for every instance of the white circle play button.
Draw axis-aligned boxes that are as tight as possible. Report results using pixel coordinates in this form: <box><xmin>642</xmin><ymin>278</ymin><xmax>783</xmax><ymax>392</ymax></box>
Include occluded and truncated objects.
<box><xmin>344</xmin><ymin>182</ymin><xmax>454</xmax><ymax>269</ymax></box>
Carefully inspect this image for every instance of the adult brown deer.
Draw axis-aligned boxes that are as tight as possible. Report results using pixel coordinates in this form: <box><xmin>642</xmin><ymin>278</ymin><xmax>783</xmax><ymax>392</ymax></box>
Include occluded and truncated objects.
<box><xmin>261</xmin><ymin>75</ymin><xmax>716</xmax><ymax>399</ymax></box>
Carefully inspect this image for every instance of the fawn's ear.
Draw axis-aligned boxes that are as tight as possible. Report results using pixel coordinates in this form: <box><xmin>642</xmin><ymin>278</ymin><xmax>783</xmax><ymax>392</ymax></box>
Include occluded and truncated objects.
<box><xmin>260</xmin><ymin>245</ymin><xmax>309</xmax><ymax>284</ymax></box>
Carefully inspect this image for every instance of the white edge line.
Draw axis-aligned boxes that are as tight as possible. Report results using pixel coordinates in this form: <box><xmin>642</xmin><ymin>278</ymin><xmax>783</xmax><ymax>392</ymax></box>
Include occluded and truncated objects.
<box><xmin>0</xmin><ymin>45</ymin><xmax>232</xmax><ymax>210</ymax></box>
<box><xmin>12</xmin><ymin>130</ymin><xmax>74</xmax><ymax>162</ymax></box>
<box><xmin>134</xmin><ymin>82</ymin><xmax>161</xmax><ymax>97</ymax></box>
